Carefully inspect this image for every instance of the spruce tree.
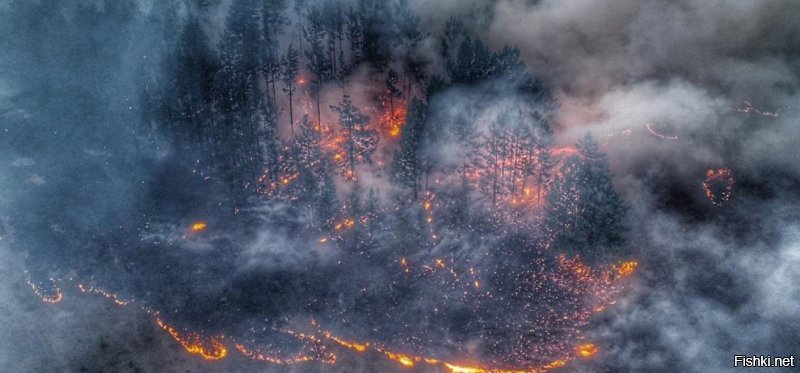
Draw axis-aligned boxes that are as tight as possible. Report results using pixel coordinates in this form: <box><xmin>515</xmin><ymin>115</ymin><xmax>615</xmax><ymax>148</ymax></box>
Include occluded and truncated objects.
<box><xmin>329</xmin><ymin>95</ymin><xmax>377</xmax><ymax>181</ymax></box>
<box><xmin>391</xmin><ymin>98</ymin><xmax>426</xmax><ymax>199</ymax></box>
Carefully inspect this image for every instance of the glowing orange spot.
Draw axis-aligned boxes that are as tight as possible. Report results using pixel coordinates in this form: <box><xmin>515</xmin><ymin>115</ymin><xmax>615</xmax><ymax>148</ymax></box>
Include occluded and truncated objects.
<box><xmin>577</xmin><ymin>343</ymin><xmax>598</xmax><ymax>358</ymax></box>
<box><xmin>384</xmin><ymin>351</ymin><xmax>416</xmax><ymax>367</ymax></box>
<box><xmin>617</xmin><ymin>261</ymin><xmax>638</xmax><ymax>277</ymax></box>
<box><xmin>234</xmin><ymin>343</ymin><xmax>312</xmax><ymax>364</ymax></box>
<box><xmin>703</xmin><ymin>167</ymin><xmax>734</xmax><ymax>206</ymax></box>
<box><xmin>543</xmin><ymin>359</ymin><xmax>566</xmax><ymax>369</ymax></box>
<box><xmin>191</xmin><ymin>222</ymin><xmax>207</xmax><ymax>233</ymax></box>
<box><xmin>330</xmin><ymin>335</ymin><xmax>369</xmax><ymax>352</ymax></box>
<box><xmin>27</xmin><ymin>278</ymin><xmax>63</xmax><ymax>304</ymax></box>
<box><xmin>444</xmin><ymin>363</ymin><xmax>486</xmax><ymax>373</ymax></box>
<box><xmin>156</xmin><ymin>317</ymin><xmax>227</xmax><ymax>360</ymax></box>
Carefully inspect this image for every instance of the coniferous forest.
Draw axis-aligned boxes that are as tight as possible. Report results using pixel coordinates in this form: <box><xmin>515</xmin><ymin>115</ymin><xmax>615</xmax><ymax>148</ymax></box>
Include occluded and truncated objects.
<box><xmin>3</xmin><ymin>1</ymin><xmax>799</xmax><ymax>372</ymax></box>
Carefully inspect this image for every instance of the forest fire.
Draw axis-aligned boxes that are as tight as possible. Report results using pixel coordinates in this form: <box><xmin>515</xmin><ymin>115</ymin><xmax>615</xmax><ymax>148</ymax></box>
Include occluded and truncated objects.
<box><xmin>77</xmin><ymin>283</ymin><xmax>129</xmax><ymax>306</ymax></box>
<box><xmin>383</xmin><ymin>105</ymin><xmax>407</xmax><ymax>138</ymax></box>
<box><xmin>576</xmin><ymin>343</ymin><xmax>598</xmax><ymax>358</ymax></box>
<box><xmin>26</xmin><ymin>277</ymin><xmax>63</xmax><ymax>304</ymax></box>
<box><xmin>156</xmin><ymin>317</ymin><xmax>228</xmax><ymax>361</ymax></box>
<box><xmin>24</xmin><ymin>252</ymin><xmax>636</xmax><ymax>372</ymax></box>
<box><xmin>234</xmin><ymin>342</ymin><xmax>314</xmax><ymax>365</ymax></box>
<box><xmin>703</xmin><ymin>167</ymin><xmax>734</xmax><ymax>206</ymax></box>
<box><xmin>190</xmin><ymin>221</ymin><xmax>207</xmax><ymax>233</ymax></box>
<box><xmin>616</xmin><ymin>261</ymin><xmax>638</xmax><ymax>277</ymax></box>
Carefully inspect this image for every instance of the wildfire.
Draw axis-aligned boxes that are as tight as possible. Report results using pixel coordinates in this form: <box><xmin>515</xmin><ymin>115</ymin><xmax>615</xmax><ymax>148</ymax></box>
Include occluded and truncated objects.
<box><xmin>156</xmin><ymin>317</ymin><xmax>228</xmax><ymax>361</ymax></box>
<box><xmin>702</xmin><ymin>167</ymin><xmax>734</xmax><ymax>206</ymax></box>
<box><xmin>334</xmin><ymin>218</ymin><xmax>355</xmax><ymax>231</ymax></box>
<box><xmin>378</xmin><ymin>101</ymin><xmax>407</xmax><ymax>138</ymax></box>
<box><xmin>234</xmin><ymin>343</ymin><xmax>314</xmax><ymax>365</ymax></box>
<box><xmin>280</xmin><ymin>173</ymin><xmax>299</xmax><ymax>185</ymax></box>
<box><xmin>542</xmin><ymin>359</ymin><xmax>566</xmax><ymax>369</ymax></box>
<box><xmin>26</xmin><ymin>277</ymin><xmax>63</xmax><ymax>304</ymax></box>
<box><xmin>190</xmin><ymin>221</ymin><xmax>207</xmax><ymax>233</ymax></box>
<box><xmin>78</xmin><ymin>284</ymin><xmax>129</xmax><ymax>306</ymax></box>
<box><xmin>551</xmin><ymin>146</ymin><xmax>578</xmax><ymax>157</ymax></box>
<box><xmin>616</xmin><ymin>261</ymin><xmax>638</xmax><ymax>277</ymax></box>
<box><xmin>327</xmin><ymin>333</ymin><xmax>369</xmax><ymax>352</ymax></box>
<box><xmin>25</xmin><ymin>268</ymin><xmax>635</xmax><ymax>373</ymax></box>
<box><xmin>576</xmin><ymin>343</ymin><xmax>598</xmax><ymax>358</ymax></box>
<box><xmin>382</xmin><ymin>351</ymin><xmax>417</xmax><ymax>367</ymax></box>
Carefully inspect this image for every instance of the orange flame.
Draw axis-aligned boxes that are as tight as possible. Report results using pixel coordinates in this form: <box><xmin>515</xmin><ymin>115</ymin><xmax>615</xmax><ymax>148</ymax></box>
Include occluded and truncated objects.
<box><xmin>616</xmin><ymin>261</ymin><xmax>638</xmax><ymax>277</ymax></box>
<box><xmin>156</xmin><ymin>317</ymin><xmax>228</xmax><ymax>360</ymax></box>
<box><xmin>191</xmin><ymin>221</ymin><xmax>207</xmax><ymax>233</ymax></box>
<box><xmin>576</xmin><ymin>343</ymin><xmax>598</xmax><ymax>358</ymax></box>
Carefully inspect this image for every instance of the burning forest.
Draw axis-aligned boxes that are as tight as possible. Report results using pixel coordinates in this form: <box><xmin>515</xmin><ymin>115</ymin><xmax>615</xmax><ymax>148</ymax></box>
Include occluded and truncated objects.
<box><xmin>2</xmin><ymin>1</ymin><xmax>799</xmax><ymax>372</ymax></box>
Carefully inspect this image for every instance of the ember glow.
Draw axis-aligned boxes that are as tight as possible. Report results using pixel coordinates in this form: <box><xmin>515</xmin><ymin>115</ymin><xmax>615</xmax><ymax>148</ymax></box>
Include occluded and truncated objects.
<box><xmin>190</xmin><ymin>221</ymin><xmax>207</xmax><ymax>233</ymax></box>
<box><xmin>576</xmin><ymin>343</ymin><xmax>598</xmax><ymax>358</ymax></box>
<box><xmin>23</xmin><ymin>0</ymin><xmax>800</xmax><ymax>372</ymax></box>
<box><xmin>703</xmin><ymin>168</ymin><xmax>735</xmax><ymax>206</ymax></box>
<box><xmin>23</xmin><ymin>255</ymin><xmax>636</xmax><ymax>371</ymax></box>
<box><xmin>156</xmin><ymin>317</ymin><xmax>228</xmax><ymax>361</ymax></box>
<box><xmin>26</xmin><ymin>277</ymin><xmax>63</xmax><ymax>304</ymax></box>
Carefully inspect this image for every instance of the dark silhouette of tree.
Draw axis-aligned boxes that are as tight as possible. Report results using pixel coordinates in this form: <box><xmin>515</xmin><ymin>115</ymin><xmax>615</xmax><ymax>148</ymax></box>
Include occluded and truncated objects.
<box><xmin>544</xmin><ymin>134</ymin><xmax>625</xmax><ymax>262</ymax></box>
<box><xmin>329</xmin><ymin>95</ymin><xmax>377</xmax><ymax>181</ymax></box>
<box><xmin>391</xmin><ymin>98</ymin><xmax>426</xmax><ymax>200</ymax></box>
<box><xmin>282</xmin><ymin>44</ymin><xmax>300</xmax><ymax>135</ymax></box>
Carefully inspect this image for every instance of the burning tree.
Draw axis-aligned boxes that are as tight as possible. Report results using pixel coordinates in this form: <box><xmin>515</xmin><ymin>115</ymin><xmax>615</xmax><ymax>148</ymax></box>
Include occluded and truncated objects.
<box><xmin>329</xmin><ymin>95</ymin><xmax>377</xmax><ymax>181</ymax></box>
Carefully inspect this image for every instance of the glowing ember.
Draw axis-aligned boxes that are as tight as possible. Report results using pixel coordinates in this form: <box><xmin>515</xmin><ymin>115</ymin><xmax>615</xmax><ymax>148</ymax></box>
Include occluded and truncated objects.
<box><xmin>382</xmin><ymin>351</ymin><xmax>417</xmax><ymax>367</ymax></box>
<box><xmin>702</xmin><ymin>168</ymin><xmax>734</xmax><ymax>206</ymax></box>
<box><xmin>327</xmin><ymin>333</ymin><xmax>369</xmax><ymax>352</ymax></box>
<box><xmin>234</xmin><ymin>342</ymin><xmax>314</xmax><ymax>365</ymax></box>
<box><xmin>577</xmin><ymin>343</ymin><xmax>598</xmax><ymax>358</ymax></box>
<box><xmin>190</xmin><ymin>221</ymin><xmax>207</xmax><ymax>232</ymax></box>
<box><xmin>78</xmin><ymin>284</ymin><xmax>130</xmax><ymax>306</ymax></box>
<box><xmin>156</xmin><ymin>317</ymin><xmax>228</xmax><ymax>360</ymax></box>
<box><xmin>26</xmin><ymin>277</ymin><xmax>63</xmax><ymax>304</ymax></box>
<box><xmin>616</xmin><ymin>261</ymin><xmax>638</xmax><ymax>277</ymax></box>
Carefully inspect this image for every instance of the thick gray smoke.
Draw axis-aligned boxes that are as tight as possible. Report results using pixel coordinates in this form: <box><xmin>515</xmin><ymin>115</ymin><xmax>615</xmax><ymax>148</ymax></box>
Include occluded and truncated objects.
<box><xmin>2</xmin><ymin>0</ymin><xmax>799</xmax><ymax>372</ymax></box>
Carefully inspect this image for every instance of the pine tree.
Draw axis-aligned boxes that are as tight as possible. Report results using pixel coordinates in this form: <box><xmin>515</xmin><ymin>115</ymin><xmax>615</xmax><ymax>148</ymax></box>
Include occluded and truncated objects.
<box><xmin>575</xmin><ymin>133</ymin><xmax>625</xmax><ymax>257</ymax></box>
<box><xmin>164</xmin><ymin>17</ymin><xmax>217</xmax><ymax>153</ymax></box>
<box><xmin>364</xmin><ymin>187</ymin><xmax>381</xmax><ymax>237</ymax></box>
<box><xmin>385</xmin><ymin>68</ymin><xmax>400</xmax><ymax>115</ymax></box>
<box><xmin>214</xmin><ymin>0</ymin><xmax>264</xmax><ymax>195</ymax></box>
<box><xmin>345</xmin><ymin>9</ymin><xmax>363</xmax><ymax>68</ymax></box>
<box><xmin>262</xmin><ymin>0</ymin><xmax>288</xmax><ymax>106</ymax></box>
<box><xmin>296</xmin><ymin>115</ymin><xmax>325</xmax><ymax>176</ymax></box>
<box><xmin>316</xmin><ymin>171</ymin><xmax>339</xmax><ymax>228</ymax></box>
<box><xmin>303</xmin><ymin>8</ymin><xmax>330</xmax><ymax>128</ymax></box>
<box><xmin>391</xmin><ymin>98</ymin><xmax>426</xmax><ymax>199</ymax></box>
<box><xmin>329</xmin><ymin>95</ymin><xmax>377</xmax><ymax>181</ymax></box>
<box><xmin>544</xmin><ymin>134</ymin><xmax>625</xmax><ymax>262</ymax></box>
<box><xmin>282</xmin><ymin>44</ymin><xmax>300</xmax><ymax>135</ymax></box>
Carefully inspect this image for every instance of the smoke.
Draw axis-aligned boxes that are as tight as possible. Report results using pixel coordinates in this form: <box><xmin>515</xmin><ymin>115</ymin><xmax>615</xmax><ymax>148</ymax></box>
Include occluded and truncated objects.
<box><xmin>2</xmin><ymin>0</ymin><xmax>800</xmax><ymax>372</ymax></box>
